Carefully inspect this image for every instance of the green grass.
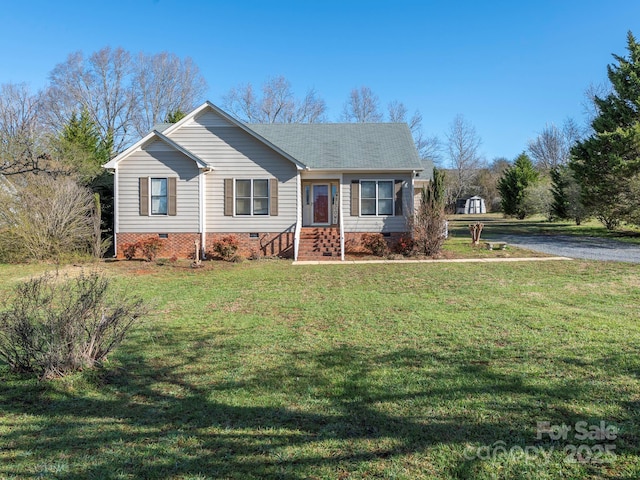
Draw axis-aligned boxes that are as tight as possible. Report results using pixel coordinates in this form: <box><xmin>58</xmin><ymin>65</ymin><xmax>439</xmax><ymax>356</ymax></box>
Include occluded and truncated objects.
<box><xmin>1</xmin><ymin>258</ymin><xmax>640</xmax><ymax>479</ymax></box>
<box><xmin>447</xmin><ymin>213</ymin><xmax>640</xmax><ymax>245</ymax></box>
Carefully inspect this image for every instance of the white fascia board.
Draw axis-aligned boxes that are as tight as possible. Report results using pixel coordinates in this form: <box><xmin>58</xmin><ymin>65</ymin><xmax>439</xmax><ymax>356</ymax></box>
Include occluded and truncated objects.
<box><xmin>101</xmin><ymin>130</ymin><xmax>211</xmax><ymax>170</ymax></box>
<box><xmin>102</xmin><ymin>131</ymin><xmax>157</xmax><ymax>169</ymax></box>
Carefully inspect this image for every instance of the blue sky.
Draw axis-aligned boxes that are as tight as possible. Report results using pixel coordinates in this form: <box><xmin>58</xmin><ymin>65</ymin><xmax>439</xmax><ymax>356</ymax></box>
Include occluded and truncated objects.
<box><xmin>2</xmin><ymin>0</ymin><xmax>640</xmax><ymax>163</ymax></box>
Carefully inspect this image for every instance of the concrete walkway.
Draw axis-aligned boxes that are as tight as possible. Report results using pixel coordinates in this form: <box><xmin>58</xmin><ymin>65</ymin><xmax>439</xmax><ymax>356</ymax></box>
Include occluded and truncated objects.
<box><xmin>293</xmin><ymin>256</ymin><xmax>572</xmax><ymax>265</ymax></box>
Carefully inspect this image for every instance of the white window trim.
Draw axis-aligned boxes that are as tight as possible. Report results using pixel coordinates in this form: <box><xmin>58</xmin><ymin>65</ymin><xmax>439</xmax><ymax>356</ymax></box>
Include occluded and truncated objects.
<box><xmin>234</xmin><ymin>178</ymin><xmax>270</xmax><ymax>216</ymax></box>
<box><xmin>150</xmin><ymin>177</ymin><xmax>168</xmax><ymax>216</ymax></box>
<box><xmin>359</xmin><ymin>179</ymin><xmax>395</xmax><ymax>217</ymax></box>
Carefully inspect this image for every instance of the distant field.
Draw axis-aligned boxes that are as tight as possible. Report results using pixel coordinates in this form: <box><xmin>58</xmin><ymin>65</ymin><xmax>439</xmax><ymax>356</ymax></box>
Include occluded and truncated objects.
<box><xmin>447</xmin><ymin>213</ymin><xmax>640</xmax><ymax>245</ymax></box>
<box><xmin>1</xmin><ymin>257</ymin><xmax>639</xmax><ymax>479</ymax></box>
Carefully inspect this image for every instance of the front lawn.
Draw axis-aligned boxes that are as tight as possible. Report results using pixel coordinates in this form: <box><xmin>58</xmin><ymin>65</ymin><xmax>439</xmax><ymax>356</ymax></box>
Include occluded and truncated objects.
<box><xmin>1</xmin><ymin>259</ymin><xmax>639</xmax><ymax>479</ymax></box>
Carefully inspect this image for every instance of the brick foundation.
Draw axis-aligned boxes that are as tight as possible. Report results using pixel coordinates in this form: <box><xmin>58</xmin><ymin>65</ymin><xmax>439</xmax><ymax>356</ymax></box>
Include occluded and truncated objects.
<box><xmin>344</xmin><ymin>232</ymin><xmax>406</xmax><ymax>254</ymax></box>
<box><xmin>116</xmin><ymin>233</ymin><xmax>201</xmax><ymax>259</ymax></box>
<box><xmin>206</xmin><ymin>232</ymin><xmax>294</xmax><ymax>259</ymax></box>
<box><xmin>116</xmin><ymin>231</ymin><xmax>294</xmax><ymax>260</ymax></box>
<box><xmin>117</xmin><ymin>231</ymin><xmax>404</xmax><ymax>260</ymax></box>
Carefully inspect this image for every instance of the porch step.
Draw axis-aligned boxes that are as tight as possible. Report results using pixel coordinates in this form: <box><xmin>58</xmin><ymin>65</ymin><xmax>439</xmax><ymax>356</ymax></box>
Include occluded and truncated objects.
<box><xmin>298</xmin><ymin>227</ymin><xmax>341</xmax><ymax>260</ymax></box>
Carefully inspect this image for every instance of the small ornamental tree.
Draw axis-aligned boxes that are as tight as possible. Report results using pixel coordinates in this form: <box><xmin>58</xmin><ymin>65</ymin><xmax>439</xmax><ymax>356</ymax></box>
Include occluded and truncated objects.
<box><xmin>498</xmin><ymin>153</ymin><xmax>539</xmax><ymax>219</ymax></box>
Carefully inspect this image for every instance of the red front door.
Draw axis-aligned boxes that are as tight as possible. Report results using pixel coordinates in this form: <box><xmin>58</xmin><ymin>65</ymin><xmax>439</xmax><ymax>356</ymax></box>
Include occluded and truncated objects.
<box><xmin>313</xmin><ymin>184</ymin><xmax>329</xmax><ymax>224</ymax></box>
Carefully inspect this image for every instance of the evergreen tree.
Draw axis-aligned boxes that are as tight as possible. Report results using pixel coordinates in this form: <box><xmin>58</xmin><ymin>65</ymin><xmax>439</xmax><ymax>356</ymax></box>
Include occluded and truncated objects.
<box><xmin>497</xmin><ymin>153</ymin><xmax>538</xmax><ymax>219</ymax></box>
<box><xmin>414</xmin><ymin>167</ymin><xmax>447</xmax><ymax>256</ymax></box>
<box><xmin>426</xmin><ymin>166</ymin><xmax>445</xmax><ymax>207</ymax></box>
<box><xmin>165</xmin><ymin>109</ymin><xmax>187</xmax><ymax>123</ymax></box>
<box><xmin>57</xmin><ymin>110</ymin><xmax>114</xmax><ymax>255</ymax></box>
<box><xmin>570</xmin><ymin>31</ymin><xmax>640</xmax><ymax>229</ymax></box>
<box><xmin>550</xmin><ymin>166</ymin><xmax>590</xmax><ymax>225</ymax></box>
<box><xmin>59</xmin><ymin>109</ymin><xmax>110</xmax><ymax>183</ymax></box>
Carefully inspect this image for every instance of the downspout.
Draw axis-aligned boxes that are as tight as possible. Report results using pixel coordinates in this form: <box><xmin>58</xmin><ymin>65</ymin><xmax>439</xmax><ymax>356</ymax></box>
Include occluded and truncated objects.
<box><xmin>411</xmin><ymin>170</ymin><xmax>417</xmax><ymax>214</ymax></box>
<box><xmin>200</xmin><ymin>167</ymin><xmax>214</xmax><ymax>258</ymax></box>
<box><xmin>294</xmin><ymin>171</ymin><xmax>302</xmax><ymax>260</ymax></box>
<box><xmin>113</xmin><ymin>168</ymin><xmax>119</xmax><ymax>257</ymax></box>
<box><xmin>339</xmin><ymin>173</ymin><xmax>345</xmax><ymax>261</ymax></box>
<box><xmin>199</xmin><ymin>168</ymin><xmax>206</xmax><ymax>258</ymax></box>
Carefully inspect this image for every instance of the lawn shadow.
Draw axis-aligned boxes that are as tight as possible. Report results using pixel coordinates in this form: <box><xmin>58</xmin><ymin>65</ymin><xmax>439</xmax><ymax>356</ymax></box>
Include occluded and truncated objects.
<box><xmin>1</xmin><ymin>340</ymin><xmax>638</xmax><ymax>478</ymax></box>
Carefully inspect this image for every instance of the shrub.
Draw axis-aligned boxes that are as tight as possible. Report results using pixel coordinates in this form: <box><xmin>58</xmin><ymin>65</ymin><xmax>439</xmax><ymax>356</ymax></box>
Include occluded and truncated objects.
<box><xmin>0</xmin><ymin>174</ymin><xmax>96</xmax><ymax>262</ymax></box>
<box><xmin>211</xmin><ymin>235</ymin><xmax>240</xmax><ymax>261</ymax></box>
<box><xmin>394</xmin><ymin>235</ymin><xmax>415</xmax><ymax>256</ymax></box>
<box><xmin>138</xmin><ymin>237</ymin><xmax>163</xmax><ymax>261</ymax></box>
<box><xmin>362</xmin><ymin>233</ymin><xmax>389</xmax><ymax>256</ymax></box>
<box><xmin>0</xmin><ymin>271</ymin><xmax>147</xmax><ymax>379</ymax></box>
<box><xmin>122</xmin><ymin>242</ymin><xmax>138</xmax><ymax>260</ymax></box>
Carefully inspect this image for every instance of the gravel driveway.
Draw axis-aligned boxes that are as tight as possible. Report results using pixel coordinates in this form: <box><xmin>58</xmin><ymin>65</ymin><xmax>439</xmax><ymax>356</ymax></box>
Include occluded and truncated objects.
<box><xmin>486</xmin><ymin>234</ymin><xmax>640</xmax><ymax>263</ymax></box>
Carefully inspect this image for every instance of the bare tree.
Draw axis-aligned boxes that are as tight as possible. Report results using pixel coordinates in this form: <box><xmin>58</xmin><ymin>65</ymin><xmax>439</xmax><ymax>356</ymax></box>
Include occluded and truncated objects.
<box><xmin>223</xmin><ymin>82</ymin><xmax>260</xmax><ymax>122</ymax></box>
<box><xmin>582</xmin><ymin>81</ymin><xmax>611</xmax><ymax>130</ymax></box>
<box><xmin>45</xmin><ymin>47</ymin><xmax>208</xmax><ymax>155</ymax></box>
<box><xmin>132</xmin><ymin>52</ymin><xmax>207</xmax><ymax>136</ymax></box>
<box><xmin>388</xmin><ymin>100</ymin><xmax>441</xmax><ymax>162</ymax></box>
<box><xmin>293</xmin><ymin>88</ymin><xmax>328</xmax><ymax>123</ymax></box>
<box><xmin>0</xmin><ymin>174</ymin><xmax>95</xmax><ymax>261</ymax></box>
<box><xmin>387</xmin><ymin>100</ymin><xmax>409</xmax><ymax>123</ymax></box>
<box><xmin>222</xmin><ymin>76</ymin><xmax>326</xmax><ymax>123</ymax></box>
<box><xmin>446</xmin><ymin>114</ymin><xmax>484</xmax><ymax>202</ymax></box>
<box><xmin>528</xmin><ymin>119</ymin><xmax>581</xmax><ymax>171</ymax></box>
<box><xmin>45</xmin><ymin>47</ymin><xmax>136</xmax><ymax>154</ymax></box>
<box><xmin>342</xmin><ymin>86</ymin><xmax>383</xmax><ymax>123</ymax></box>
<box><xmin>475</xmin><ymin>157</ymin><xmax>511</xmax><ymax>211</ymax></box>
<box><xmin>0</xmin><ymin>83</ymin><xmax>53</xmax><ymax>175</ymax></box>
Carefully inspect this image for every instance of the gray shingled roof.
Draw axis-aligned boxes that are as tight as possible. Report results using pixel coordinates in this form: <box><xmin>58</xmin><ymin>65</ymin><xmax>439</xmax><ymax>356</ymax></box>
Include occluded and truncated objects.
<box><xmin>247</xmin><ymin>123</ymin><xmax>422</xmax><ymax>171</ymax></box>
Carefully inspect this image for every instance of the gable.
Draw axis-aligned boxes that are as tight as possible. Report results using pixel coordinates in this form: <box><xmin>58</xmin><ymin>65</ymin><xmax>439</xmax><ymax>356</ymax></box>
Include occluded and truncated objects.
<box><xmin>119</xmin><ymin>139</ymin><xmax>200</xmax><ymax>181</ymax></box>
<box><xmin>188</xmin><ymin>109</ymin><xmax>235</xmax><ymax>128</ymax></box>
<box><xmin>167</xmin><ymin>120</ymin><xmax>298</xmax><ymax>182</ymax></box>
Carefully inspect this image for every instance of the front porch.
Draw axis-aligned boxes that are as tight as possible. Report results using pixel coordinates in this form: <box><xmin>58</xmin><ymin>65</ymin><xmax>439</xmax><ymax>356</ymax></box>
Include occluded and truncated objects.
<box><xmin>297</xmin><ymin>179</ymin><xmax>343</xmax><ymax>261</ymax></box>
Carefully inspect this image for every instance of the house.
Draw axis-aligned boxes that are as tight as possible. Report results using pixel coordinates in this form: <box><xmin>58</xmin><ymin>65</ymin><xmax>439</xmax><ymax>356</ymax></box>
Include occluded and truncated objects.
<box><xmin>103</xmin><ymin>102</ymin><xmax>429</xmax><ymax>261</ymax></box>
<box><xmin>455</xmin><ymin>195</ymin><xmax>486</xmax><ymax>214</ymax></box>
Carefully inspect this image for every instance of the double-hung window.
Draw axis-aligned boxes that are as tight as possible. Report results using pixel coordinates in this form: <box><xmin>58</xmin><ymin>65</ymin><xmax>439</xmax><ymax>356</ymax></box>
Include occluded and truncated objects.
<box><xmin>360</xmin><ymin>180</ymin><xmax>394</xmax><ymax>216</ymax></box>
<box><xmin>235</xmin><ymin>179</ymin><xmax>269</xmax><ymax>215</ymax></box>
<box><xmin>150</xmin><ymin>178</ymin><xmax>168</xmax><ymax>215</ymax></box>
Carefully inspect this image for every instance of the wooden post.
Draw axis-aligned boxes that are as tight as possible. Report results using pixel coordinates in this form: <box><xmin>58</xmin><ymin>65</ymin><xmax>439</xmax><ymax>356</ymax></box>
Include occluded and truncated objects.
<box><xmin>193</xmin><ymin>240</ymin><xmax>202</xmax><ymax>267</ymax></box>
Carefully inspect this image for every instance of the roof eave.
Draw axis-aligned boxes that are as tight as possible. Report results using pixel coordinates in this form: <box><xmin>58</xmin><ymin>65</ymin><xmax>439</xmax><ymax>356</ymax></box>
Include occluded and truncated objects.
<box><xmin>102</xmin><ymin>129</ymin><xmax>209</xmax><ymax>169</ymax></box>
<box><xmin>305</xmin><ymin>166</ymin><xmax>423</xmax><ymax>172</ymax></box>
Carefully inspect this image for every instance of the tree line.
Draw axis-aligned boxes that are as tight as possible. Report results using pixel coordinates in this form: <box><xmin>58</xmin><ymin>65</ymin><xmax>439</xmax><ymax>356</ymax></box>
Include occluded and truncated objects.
<box><xmin>451</xmin><ymin>31</ymin><xmax>640</xmax><ymax>232</ymax></box>
<box><xmin>496</xmin><ymin>31</ymin><xmax>640</xmax><ymax>229</ymax></box>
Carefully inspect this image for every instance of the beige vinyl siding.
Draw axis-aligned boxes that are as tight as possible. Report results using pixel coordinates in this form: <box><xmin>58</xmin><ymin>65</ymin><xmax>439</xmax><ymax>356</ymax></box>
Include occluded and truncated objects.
<box><xmin>341</xmin><ymin>172</ymin><xmax>412</xmax><ymax>232</ymax></box>
<box><xmin>118</xmin><ymin>140</ymin><xmax>200</xmax><ymax>232</ymax></box>
<box><xmin>168</xmin><ymin>120</ymin><xmax>298</xmax><ymax>233</ymax></box>
<box><xmin>191</xmin><ymin>109</ymin><xmax>235</xmax><ymax>128</ymax></box>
